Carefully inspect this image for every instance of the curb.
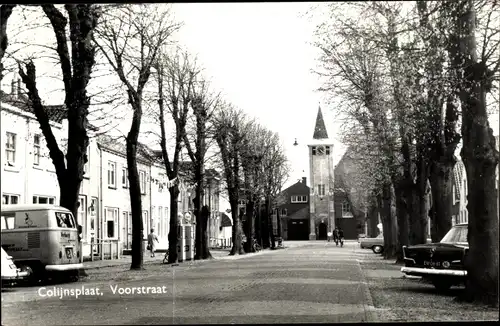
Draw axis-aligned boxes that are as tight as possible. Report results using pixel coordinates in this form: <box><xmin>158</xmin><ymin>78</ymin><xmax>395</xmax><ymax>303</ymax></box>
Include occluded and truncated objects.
<box><xmin>356</xmin><ymin>257</ymin><xmax>379</xmax><ymax>322</ymax></box>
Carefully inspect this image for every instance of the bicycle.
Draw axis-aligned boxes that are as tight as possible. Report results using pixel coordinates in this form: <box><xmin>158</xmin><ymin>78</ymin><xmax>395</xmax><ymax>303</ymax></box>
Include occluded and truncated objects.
<box><xmin>162</xmin><ymin>249</ymin><xmax>169</xmax><ymax>264</ymax></box>
<box><xmin>252</xmin><ymin>239</ymin><xmax>261</xmax><ymax>252</ymax></box>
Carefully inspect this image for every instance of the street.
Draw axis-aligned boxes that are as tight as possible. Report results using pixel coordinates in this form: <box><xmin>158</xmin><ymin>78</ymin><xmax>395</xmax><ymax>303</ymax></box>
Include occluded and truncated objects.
<box><xmin>2</xmin><ymin>241</ymin><xmax>375</xmax><ymax>325</ymax></box>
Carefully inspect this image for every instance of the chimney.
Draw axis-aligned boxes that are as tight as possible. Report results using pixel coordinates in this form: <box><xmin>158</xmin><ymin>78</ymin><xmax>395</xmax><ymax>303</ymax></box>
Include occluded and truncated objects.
<box><xmin>302</xmin><ymin>177</ymin><xmax>307</xmax><ymax>185</ymax></box>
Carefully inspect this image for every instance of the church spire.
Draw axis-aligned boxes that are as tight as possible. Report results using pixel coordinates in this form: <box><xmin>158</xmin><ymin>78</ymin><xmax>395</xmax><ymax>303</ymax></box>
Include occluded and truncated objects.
<box><xmin>313</xmin><ymin>105</ymin><xmax>328</xmax><ymax>139</ymax></box>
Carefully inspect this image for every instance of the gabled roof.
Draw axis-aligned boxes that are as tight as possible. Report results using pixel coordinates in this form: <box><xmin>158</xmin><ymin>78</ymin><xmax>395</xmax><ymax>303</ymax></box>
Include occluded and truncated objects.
<box><xmin>96</xmin><ymin>134</ymin><xmax>152</xmax><ymax>163</ymax></box>
<box><xmin>0</xmin><ymin>89</ymin><xmax>98</xmax><ymax>131</ymax></box>
<box><xmin>220</xmin><ymin>212</ymin><xmax>232</xmax><ymax>227</ymax></box>
<box><xmin>313</xmin><ymin>105</ymin><xmax>329</xmax><ymax>140</ymax></box>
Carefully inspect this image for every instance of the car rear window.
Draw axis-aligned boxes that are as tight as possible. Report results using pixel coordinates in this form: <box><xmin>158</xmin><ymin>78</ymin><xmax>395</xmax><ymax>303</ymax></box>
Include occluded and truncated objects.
<box><xmin>55</xmin><ymin>212</ymin><xmax>76</xmax><ymax>228</ymax></box>
<box><xmin>440</xmin><ymin>225</ymin><xmax>468</xmax><ymax>243</ymax></box>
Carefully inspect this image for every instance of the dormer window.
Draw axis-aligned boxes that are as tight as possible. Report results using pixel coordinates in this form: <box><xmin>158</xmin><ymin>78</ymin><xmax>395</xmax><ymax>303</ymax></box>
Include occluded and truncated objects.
<box><xmin>291</xmin><ymin>195</ymin><xmax>308</xmax><ymax>203</ymax></box>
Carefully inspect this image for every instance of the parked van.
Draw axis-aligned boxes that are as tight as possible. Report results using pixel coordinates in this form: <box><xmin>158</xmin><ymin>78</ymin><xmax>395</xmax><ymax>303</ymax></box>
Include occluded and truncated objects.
<box><xmin>1</xmin><ymin>204</ymin><xmax>83</xmax><ymax>281</ymax></box>
<box><xmin>1</xmin><ymin>247</ymin><xmax>30</xmax><ymax>285</ymax></box>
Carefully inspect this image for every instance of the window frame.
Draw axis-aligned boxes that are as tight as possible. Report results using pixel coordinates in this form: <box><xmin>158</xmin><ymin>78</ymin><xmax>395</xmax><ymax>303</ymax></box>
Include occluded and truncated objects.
<box><xmin>121</xmin><ymin>167</ymin><xmax>128</xmax><ymax>188</ymax></box>
<box><xmin>139</xmin><ymin>170</ymin><xmax>146</xmax><ymax>194</ymax></box>
<box><xmin>108</xmin><ymin>161</ymin><xmax>116</xmax><ymax>188</ymax></box>
<box><xmin>5</xmin><ymin>132</ymin><xmax>16</xmax><ymax>164</ymax></box>
<box><xmin>104</xmin><ymin>207</ymin><xmax>119</xmax><ymax>239</ymax></box>
<box><xmin>342</xmin><ymin>201</ymin><xmax>352</xmax><ymax>216</ymax></box>
<box><xmin>317</xmin><ymin>184</ymin><xmax>325</xmax><ymax>196</ymax></box>
<box><xmin>33</xmin><ymin>195</ymin><xmax>56</xmax><ymax>205</ymax></box>
<box><xmin>2</xmin><ymin>194</ymin><xmax>19</xmax><ymax>205</ymax></box>
<box><xmin>33</xmin><ymin>134</ymin><xmax>41</xmax><ymax>166</ymax></box>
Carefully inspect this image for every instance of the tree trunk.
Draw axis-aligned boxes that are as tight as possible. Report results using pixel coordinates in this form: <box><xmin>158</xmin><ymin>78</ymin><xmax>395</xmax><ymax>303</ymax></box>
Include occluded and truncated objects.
<box><xmin>244</xmin><ymin>200</ymin><xmax>255</xmax><ymax>253</ymax></box>
<box><xmin>429</xmin><ymin>159</ymin><xmax>455</xmax><ymax>242</ymax></box>
<box><xmin>368</xmin><ymin>200</ymin><xmax>379</xmax><ymax>237</ymax></box>
<box><xmin>394</xmin><ymin>180</ymin><xmax>408</xmax><ymax>263</ymax></box>
<box><xmin>267</xmin><ymin>197</ymin><xmax>276</xmax><ymax>249</ymax></box>
<box><xmin>452</xmin><ymin>0</ymin><xmax>500</xmax><ymax>305</ymax></box>
<box><xmin>229</xmin><ymin>197</ymin><xmax>244</xmax><ymax>255</ymax></box>
<box><xmin>200</xmin><ymin>205</ymin><xmax>212</xmax><ymax>259</ymax></box>
<box><xmin>412</xmin><ymin>152</ymin><xmax>429</xmax><ymax>245</ymax></box>
<box><xmin>380</xmin><ymin>183</ymin><xmax>396</xmax><ymax>259</ymax></box>
<box><xmin>193</xmin><ymin>160</ymin><xmax>204</xmax><ymax>260</ymax></box>
<box><xmin>168</xmin><ymin>185</ymin><xmax>180</xmax><ymax>264</ymax></box>
<box><xmin>127</xmin><ymin>139</ymin><xmax>143</xmax><ymax>270</ymax></box>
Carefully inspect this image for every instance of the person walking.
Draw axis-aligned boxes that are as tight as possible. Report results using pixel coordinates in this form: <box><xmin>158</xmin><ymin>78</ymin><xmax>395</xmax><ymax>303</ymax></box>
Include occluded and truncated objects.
<box><xmin>147</xmin><ymin>228</ymin><xmax>159</xmax><ymax>258</ymax></box>
<box><xmin>338</xmin><ymin>227</ymin><xmax>345</xmax><ymax>247</ymax></box>
<box><xmin>333</xmin><ymin>226</ymin><xmax>340</xmax><ymax>246</ymax></box>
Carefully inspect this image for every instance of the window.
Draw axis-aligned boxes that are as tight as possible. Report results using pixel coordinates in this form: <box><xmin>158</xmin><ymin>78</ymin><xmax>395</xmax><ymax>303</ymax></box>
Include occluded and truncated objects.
<box><xmin>108</xmin><ymin>162</ymin><xmax>116</xmax><ymax>188</ymax></box>
<box><xmin>5</xmin><ymin>132</ymin><xmax>16</xmax><ymax>164</ymax></box>
<box><xmin>33</xmin><ymin>195</ymin><xmax>55</xmax><ymax>204</ymax></box>
<box><xmin>317</xmin><ymin>184</ymin><xmax>325</xmax><ymax>196</ymax></box>
<box><xmin>78</xmin><ymin>196</ymin><xmax>86</xmax><ymax>237</ymax></box>
<box><xmin>142</xmin><ymin>210</ymin><xmax>148</xmax><ymax>233</ymax></box>
<box><xmin>2</xmin><ymin>194</ymin><xmax>19</xmax><ymax>205</ymax></box>
<box><xmin>326</xmin><ymin>146</ymin><xmax>330</xmax><ymax>155</ymax></box>
<box><xmin>33</xmin><ymin>134</ymin><xmax>41</xmax><ymax>165</ymax></box>
<box><xmin>291</xmin><ymin>195</ymin><xmax>308</xmax><ymax>203</ymax></box>
<box><xmin>312</xmin><ymin>146</ymin><xmax>316</xmax><ymax>155</ymax></box>
<box><xmin>55</xmin><ymin>212</ymin><xmax>76</xmax><ymax>228</ymax></box>
<box><xmin>139</xmin><ymin>170</ymin><xmax>146</xmax><ymax>194</ymax></box>
<box><xmin>281</xmin><ymin>208</ymin><xmax>287</xmax><ymax>216</ymax></box>
<box><xmin>342</xmin><ymin>201</ymin><xmax>352</xmax><ymax>217</ymax></box>
<box><xmin>1</xmin><ymin>213</ymin><xmax>15</xmax><ymax>230</ymax></box>
<box><xmin>104</xmin><ymin>207</ymin><xmax>118</xmax><ymax>238</ymax></box>
<box><xmin>329</xmin><ymin>200</ymin><xmax>334</xmax><ymax>212</ymax></box>
<box><xmin>122</xmin><ymin>167</ymin><xmax>128</xmax><ymax>188</ymax></box>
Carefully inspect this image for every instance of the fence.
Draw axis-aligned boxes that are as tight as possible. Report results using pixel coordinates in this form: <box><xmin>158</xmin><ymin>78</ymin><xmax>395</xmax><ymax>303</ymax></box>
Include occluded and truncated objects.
<box><xmin>81</xmin><ymin>239</ymin><xmax>121</xmax><ymax>262</ymax></box>
<box><xmin>209</xmin><ymin>238</ymin><xmax>232</xmax><ymax>249</ymax></box>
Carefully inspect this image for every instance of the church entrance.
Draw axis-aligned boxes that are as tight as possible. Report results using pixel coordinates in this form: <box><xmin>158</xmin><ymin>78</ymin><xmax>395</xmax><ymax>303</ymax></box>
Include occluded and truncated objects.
<box><xmin>318</xmin><ymin>222</ymin><xmax>327</xmax><ymax>240</ymax></box>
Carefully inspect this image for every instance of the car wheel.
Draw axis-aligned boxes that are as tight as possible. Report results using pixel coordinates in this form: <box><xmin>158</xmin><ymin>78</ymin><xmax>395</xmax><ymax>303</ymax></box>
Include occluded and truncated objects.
<box><xmin>372</xmin><ymin>245</ymin><xmax>383</xmax><ymax>254</ymax></box>
<box><xmin>432</xmin><ymin>279</ymin><xmax>453</xmax><ymax>291</ymax></box>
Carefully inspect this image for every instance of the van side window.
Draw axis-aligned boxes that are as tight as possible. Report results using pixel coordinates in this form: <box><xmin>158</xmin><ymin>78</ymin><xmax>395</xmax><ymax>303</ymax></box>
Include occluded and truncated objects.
<box><xmin>55</xmin><ymin>212</ymin><xmax>75</xmax><ymax>228</ymax></box>
<box><xmin>1</xmin><ymin>214</ymin><xmax>15</xmax><ymax>230</ymax></box>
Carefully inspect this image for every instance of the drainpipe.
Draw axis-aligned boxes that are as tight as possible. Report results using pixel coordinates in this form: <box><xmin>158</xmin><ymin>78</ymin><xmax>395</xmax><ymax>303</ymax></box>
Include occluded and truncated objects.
<box><xmin>99</xmin><ymin>145</ymin><xmax>104</xmax><ymax>260</ymax></box>
<box><xmin>24</xmin><ymin>117</ymin><xmax>30</xmax><ymax>204</ymax></box>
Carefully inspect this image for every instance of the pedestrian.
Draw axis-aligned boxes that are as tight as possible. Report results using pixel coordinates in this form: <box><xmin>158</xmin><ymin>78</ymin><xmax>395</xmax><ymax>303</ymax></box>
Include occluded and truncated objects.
<box><xmin>338</xmin><ymin>227</ymin><xmax>345</xmax><ymax>247</ymax></box>
<box><xmin>147</xmin><ymin>228</ymin><xmax>159</xmax><ymax>258</ymax></box>
<box><xmin>333</xmin><ymin>226</ymin><xmax>340</xmax><ymax>246</ymax></box>
<box><xmin>327</xmin><ymin>231</ymin><xmax>333</xmax><ymax>242</ymax></box>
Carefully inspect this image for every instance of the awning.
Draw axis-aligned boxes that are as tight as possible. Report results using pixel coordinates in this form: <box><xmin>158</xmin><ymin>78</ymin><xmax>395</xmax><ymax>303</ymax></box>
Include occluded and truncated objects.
<box><xmin>220</xmin><ymin>212</ymin><xmax>232</xmax><ymax>227</ymax></box>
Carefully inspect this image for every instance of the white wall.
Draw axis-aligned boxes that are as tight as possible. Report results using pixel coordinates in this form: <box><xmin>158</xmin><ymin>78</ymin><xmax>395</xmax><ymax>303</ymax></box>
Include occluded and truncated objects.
<box><xmin>150</xmin><ymin>163</ymin><xmax>170</xmax><ymax>249</ymax></box>
<box><xmin>1</xmin><ymin>103</ymin><xmax>64</xmax><ymax>206</ymax></box>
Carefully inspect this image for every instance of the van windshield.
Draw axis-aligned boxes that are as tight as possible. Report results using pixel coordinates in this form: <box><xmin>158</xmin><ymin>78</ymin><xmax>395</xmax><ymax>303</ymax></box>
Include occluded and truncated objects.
<box><xmin>55</xmin><ymin>212</ymin><xmax>76</xmax><ymax>228</ymax></box>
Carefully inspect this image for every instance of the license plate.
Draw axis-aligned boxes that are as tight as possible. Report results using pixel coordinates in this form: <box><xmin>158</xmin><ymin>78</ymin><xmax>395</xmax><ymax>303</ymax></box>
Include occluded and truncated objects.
<box><xmin>65</xmin><ymin>248</ymin><xmax>73</xmax><ymax>259</ymax></box>
<box><xmin>424</xmin><ymin>260</ymin><xmax>440</xmax><ymax>267</ymax></box>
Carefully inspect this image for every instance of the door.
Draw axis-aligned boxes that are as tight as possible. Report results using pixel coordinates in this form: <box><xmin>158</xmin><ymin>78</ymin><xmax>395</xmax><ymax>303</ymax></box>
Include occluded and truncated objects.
<box><xmin>318</xmin><ymin>222</ymin><xmax>327</xmax><ymax>240</ymax></box>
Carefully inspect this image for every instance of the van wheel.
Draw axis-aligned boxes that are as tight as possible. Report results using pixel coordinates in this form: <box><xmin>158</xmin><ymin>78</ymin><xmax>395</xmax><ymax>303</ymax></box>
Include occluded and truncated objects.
<box><xmin>372</xmin><ymin>245</ymin><xmax>383</xmax><ymax>254</ymax></box>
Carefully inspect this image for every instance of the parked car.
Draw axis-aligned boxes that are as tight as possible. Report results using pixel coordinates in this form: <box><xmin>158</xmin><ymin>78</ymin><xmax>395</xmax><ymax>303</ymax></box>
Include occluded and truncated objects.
<box><xmin>1</xmin><ymin>247</ymin><xmax>30</xmax><ymax>285</ymax></box>
<box><xmin>359</xmin><ymin>233</ymin><xmax>384</xmax><ymax>254</ymax></box>
<box><xmin>401</xmin><ymin>223</ymin><xmax>468</xmax><ymax>291</ymax></box>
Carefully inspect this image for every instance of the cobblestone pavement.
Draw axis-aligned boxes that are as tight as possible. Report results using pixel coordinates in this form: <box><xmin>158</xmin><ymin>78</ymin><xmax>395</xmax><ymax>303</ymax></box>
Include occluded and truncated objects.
<box><xmin>1</xmin><ymin>241</ymin><xmax>375</xmax><ymax>325</ymax></box>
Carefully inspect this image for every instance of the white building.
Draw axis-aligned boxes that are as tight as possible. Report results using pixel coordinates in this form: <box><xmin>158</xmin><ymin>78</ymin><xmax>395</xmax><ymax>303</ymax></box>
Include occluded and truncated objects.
<box><xmin>150</xmin><ymin>161</ymin><xmax>171</xmax><ymax>250</ymax></box>
<box><xmin>1</xmin><ymin>84</ymin><xmax>66</xmax><ymax>208</ymax></box>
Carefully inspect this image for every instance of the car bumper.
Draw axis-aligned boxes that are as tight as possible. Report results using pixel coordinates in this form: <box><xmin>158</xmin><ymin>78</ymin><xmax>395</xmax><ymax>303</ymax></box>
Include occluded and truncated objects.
<box><xmin>45</xmin><ymin>263</ymin><xmax>84</xmax><ymax>271</ymax></box>
<box><xmin>401</xmin><ymin>267</ymin><xmax>467</xmax><ymax>277</ymax></box>
<box><xmin>1</xmin><ymin>270</ymin><xmax>30</xmax><ymax>280</ymax></box>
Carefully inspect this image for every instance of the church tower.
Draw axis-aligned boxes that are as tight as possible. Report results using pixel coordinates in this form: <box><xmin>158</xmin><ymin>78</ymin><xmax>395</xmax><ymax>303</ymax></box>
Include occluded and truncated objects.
<box><xmin>308</xmin><ymin>106</ymin><xmax>335</xmax><ymax>240</ymax></box>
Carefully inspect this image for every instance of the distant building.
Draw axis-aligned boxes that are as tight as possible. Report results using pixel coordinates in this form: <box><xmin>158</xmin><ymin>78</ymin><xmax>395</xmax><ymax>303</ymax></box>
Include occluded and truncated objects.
<box><xmin>308</xmin><ymin>106</ymin><xmax>335</xmax><ymax>240</ymax></box>
<box><xmin>275</xmin><ymin>177</ymin><xmax>310</xmax><ymax>240</ymax></box>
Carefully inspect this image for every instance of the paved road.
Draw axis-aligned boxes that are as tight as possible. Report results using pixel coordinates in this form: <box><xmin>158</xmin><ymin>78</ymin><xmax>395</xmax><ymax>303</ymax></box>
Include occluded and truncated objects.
<box><xmin>1</xmin><ymin>241</ymin><xmax>376</xmax><ymax>325</ymax></box>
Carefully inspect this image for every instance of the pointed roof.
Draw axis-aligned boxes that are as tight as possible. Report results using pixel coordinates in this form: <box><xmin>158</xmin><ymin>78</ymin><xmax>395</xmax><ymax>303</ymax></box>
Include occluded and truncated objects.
<box><xmin>313</xmin><ymin>105</ymin><xmax>329</xmax><ymax>140</ymax></box>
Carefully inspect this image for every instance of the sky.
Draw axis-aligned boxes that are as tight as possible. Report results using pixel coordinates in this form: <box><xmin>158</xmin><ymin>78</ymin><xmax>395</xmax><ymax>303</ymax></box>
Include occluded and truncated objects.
<box><xmin>169</xmin><ymin>3</ymin><xmax>347</xmax><ymax>190</ymax></box>
<box><xmin>2</xmin><ymin>3</ymin><xmax>498</xmax><ymax>204</ymax></box>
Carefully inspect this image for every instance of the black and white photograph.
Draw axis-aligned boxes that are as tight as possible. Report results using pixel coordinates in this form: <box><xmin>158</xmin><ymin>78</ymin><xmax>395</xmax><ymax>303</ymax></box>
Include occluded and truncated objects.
<box><xmin>1</xmin><ymin>2</ymin><xmax>499</xmax><ymax>324</ymax></box>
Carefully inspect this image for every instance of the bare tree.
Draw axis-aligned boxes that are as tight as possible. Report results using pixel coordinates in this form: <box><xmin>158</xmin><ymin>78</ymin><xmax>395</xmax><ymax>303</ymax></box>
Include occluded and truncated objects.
<box><xmin>93</xmin><ymin>4</ymin><xmax>180</xmax><ymax>270</ymax></box>
<box><xmin>182</xmin><ymin>74</ymin><xmax>221</xmax><ymax>260</ymax></box>
<box><xmin>13</xmin><ymin>5</ymin><xmax>100</xmax><ymax>231</ymax></box>
<box><xmin>154</xmin><ymin>50</ymin><xmax>197</xmax><ymax>264</ymax></box>
<box><xmin>443</xmin><ymin>0</ymin><xmax>499</xmax><ymax>305</ymax></box>
<box><xmin>0</xmin><ymin>5</ymin><xmax>16</xmax><ymax>82</ymax></box>
<box><xmin>213</xmin><ymin>105</ymin><xmax>249</xmax><ymax>255</ymax></box>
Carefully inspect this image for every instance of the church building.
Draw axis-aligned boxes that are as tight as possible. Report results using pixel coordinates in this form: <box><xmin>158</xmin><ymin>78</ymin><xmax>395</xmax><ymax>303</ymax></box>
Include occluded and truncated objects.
<box><xmin>308</xmin><ymin>106</ymin><xmax>335</xmax><ymax>240</ymax></box>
